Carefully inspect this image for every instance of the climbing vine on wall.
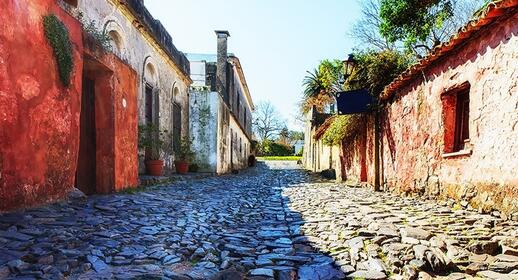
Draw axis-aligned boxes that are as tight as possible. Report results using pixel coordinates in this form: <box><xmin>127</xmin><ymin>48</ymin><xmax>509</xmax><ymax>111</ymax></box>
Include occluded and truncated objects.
<box><xmin>77</xmin><ymin>12</ymin><xmax>112</xmax><ymax>52</ymax></box>
<box><xmin>43</xmin><ymin>14</ymin><xmax>74</xmax><ymax>87</ymax></box>
<box><xmin>322</xmin><ymin>115</ymin><xmax>364</xmax><ymax>146</ymax></box>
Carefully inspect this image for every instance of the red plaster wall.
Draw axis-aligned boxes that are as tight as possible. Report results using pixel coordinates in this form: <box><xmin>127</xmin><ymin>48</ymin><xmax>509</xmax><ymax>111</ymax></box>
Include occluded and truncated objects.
<box><xmin>0</xmin><ymin>0</ymin><xmax>84</xmax><ymax>211</ymax></box>
<box><xmin>113</xmin><ymin>59</ymin><xmax>139</xmax><ymax>191</ymax></box>
<box><xmin>380</xmin><ymin>13</ymin><xmax>518</xmax><ymax>213</ymax></box>
<box><xmin>83</xmin><ymin>49</ymin><xmax>139</xmax><ymax>194</ymax></box>
<box><xmin>340</xmin><ymin>115</ymin><xmax>376</xmax><ymax>186</ymax></box>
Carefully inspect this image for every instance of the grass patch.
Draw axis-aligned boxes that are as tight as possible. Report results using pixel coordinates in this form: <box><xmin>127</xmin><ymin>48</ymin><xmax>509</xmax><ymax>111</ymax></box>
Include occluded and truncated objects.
<box><xmin>257</xmin><ymin>156</ymin><xmax>302</xmax><ymax>161</ymax></box>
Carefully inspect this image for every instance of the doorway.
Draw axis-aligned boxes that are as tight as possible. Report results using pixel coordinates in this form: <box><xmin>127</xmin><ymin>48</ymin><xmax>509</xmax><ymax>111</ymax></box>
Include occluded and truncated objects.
<box><xmin>76</xmin><ymin>77</ymin><xmax>96</xmax><ymax>195</ymax></box>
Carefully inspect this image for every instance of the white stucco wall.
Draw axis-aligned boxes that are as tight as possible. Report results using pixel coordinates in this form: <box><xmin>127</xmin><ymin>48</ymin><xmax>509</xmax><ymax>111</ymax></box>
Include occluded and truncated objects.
<box><xmin>78</xmin><ymin>0</ymin><xmax>191</xmax><ymax>171</ymax></box>
<box><xmin>189</xmin><ymin>90</ymin><xmax>219</xmax><ymax>173</ymax></box>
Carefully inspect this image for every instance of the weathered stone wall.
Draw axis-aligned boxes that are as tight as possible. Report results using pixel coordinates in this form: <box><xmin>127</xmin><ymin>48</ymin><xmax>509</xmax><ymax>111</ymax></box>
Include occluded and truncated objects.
<box><xmin>77</xmin><ymin>0</ymin><xmax>191</xmax><ymax>172</ymax></box>
<box><xmin>381</xmin><ymin>13</ymin><xmax>518</xmax><ymax>216</ymax></box>
<box><xmin>229</xmin><ymin>113</ymin><xmax>252</xmax><ymax>170</ymax></box>
<box><xmin>217</xmin><ymin>102</ymin><xmax>231</xmax><ymax>174</ymax></box>
<box><xmin>0</xmin><ymin>0</ymin><xmax>84</xmax><ymax>211</ymax></box>
<box><xmin>189</xmin><ymin>90</ymin><xmax>219</xmax><ymax>173</ymax></box>
<box><xmin>302</xmin><ymin>115</ymin><xmax>342</xmax><ymax>177</ymax></box>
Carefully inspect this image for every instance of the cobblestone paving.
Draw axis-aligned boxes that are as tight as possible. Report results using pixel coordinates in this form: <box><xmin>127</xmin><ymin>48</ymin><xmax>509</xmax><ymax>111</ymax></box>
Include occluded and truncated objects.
<box><xmin>0</xmin><ymin>162</ymin><xmax>517</xmax><ymax>279</ymax></box>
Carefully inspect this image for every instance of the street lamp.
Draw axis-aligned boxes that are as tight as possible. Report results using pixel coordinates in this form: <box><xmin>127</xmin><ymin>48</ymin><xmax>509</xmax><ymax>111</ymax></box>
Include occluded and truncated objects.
<box><xmin>343</xmin><ymin>53</ymin><xmax>356</xmax><ymax>81</ymax></box>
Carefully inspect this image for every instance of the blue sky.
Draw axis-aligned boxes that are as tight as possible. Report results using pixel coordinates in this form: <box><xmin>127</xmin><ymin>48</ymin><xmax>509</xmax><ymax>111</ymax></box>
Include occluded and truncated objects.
<box><xmin>146</xmin><ymin>0</ymin><xmax>362</xmax><ymax>131</ymax></box>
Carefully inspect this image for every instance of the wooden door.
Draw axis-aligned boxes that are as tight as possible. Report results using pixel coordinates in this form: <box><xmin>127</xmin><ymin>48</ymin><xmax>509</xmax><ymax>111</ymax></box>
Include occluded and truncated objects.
<box><xmin>76</xmin><ymin>78</ymin><xmax>96</xmax><ymax>194</ymax></box>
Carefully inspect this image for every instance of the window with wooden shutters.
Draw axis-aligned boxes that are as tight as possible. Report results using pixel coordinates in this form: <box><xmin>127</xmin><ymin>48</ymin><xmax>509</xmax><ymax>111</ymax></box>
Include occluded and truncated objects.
<box><xmin>441</xmin><ymin>83</ymin><xmax>471</xmax><ymax>157</ymax></box>
<box><xmin>454</xmin><ymin>90</ymin><xmax>470</xmax><ymax>151</ymax></box>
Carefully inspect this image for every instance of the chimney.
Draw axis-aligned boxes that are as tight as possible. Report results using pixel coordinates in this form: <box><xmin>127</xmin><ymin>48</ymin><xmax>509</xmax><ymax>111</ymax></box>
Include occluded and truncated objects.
<box><xmin>215</xmin><ymin>30</ymin><xmax>230</xmax><ymax>102</ymax></box>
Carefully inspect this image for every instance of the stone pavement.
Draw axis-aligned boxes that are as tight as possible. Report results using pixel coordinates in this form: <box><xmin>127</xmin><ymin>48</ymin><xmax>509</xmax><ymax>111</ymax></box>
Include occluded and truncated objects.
<box><xmin>0</xmin><ymin>162</ymin><xmax>517</xmax><ymax>280</ymax></box>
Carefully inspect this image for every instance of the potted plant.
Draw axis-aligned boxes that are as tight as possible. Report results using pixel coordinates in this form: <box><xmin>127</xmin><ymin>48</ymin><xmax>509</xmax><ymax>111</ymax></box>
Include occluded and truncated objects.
<box><xmin>138</xmin><ymin>124</ymin><xmax>172</xmax><ymax>176</ymax></box>
<box><xmin>174</xmin><ymin>137</ymin><xmax>194</xmax><ymax>174</ymax></box>
<box><xmin>189</xmin><ymin>163</ymin><xmax>199</xmax><ymax>173</ymax></box>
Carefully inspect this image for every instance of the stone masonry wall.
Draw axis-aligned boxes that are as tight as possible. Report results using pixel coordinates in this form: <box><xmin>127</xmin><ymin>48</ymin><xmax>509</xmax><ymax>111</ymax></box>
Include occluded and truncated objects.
<box><xmin>381</xmin><ymin>13</ymin><xmax>518</xmax><ymax>217</ymax></box>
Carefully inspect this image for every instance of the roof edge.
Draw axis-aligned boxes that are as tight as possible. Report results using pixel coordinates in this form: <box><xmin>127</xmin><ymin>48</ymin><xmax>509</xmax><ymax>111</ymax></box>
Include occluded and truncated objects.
<box><xmin>381</xmin><ymin>0</ymin><xmax>518</xmax><ymax>100</ymax></box>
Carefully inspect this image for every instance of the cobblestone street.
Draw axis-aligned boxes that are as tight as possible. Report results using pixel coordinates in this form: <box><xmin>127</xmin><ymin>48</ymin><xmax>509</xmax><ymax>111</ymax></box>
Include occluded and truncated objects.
<box><xmin>1</xmin><ymin>162</ymin><xmax>517</xmax><ymax>280</ymax></box>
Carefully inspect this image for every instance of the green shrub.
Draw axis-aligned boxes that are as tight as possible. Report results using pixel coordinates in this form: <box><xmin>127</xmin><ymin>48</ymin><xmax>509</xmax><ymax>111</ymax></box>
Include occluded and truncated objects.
<box><xmin>295</xmin><ymin>146</ymin><xmax>304</xmax><ymax>157</ymax></box>
<box><xmin>43</xmin><ymin>14</ymin><xmax>74</xmax><ymax>87</ymax></box>
<box><xmin>260</xmin><ymin>140</ymin><xmax>294</xmax><ymax>156</ymax></box>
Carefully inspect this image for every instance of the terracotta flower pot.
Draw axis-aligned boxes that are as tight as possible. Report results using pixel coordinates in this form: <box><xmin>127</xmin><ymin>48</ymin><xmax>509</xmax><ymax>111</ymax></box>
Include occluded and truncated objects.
<box><xmin>175</xmin><ymin>161</ymin><xmax>189</xmax><ymax>174</ymax></box>
<box><xmin>145</xmin><ymin>160</ymin><xmax>164</xmax><ymax>176</ymax></box>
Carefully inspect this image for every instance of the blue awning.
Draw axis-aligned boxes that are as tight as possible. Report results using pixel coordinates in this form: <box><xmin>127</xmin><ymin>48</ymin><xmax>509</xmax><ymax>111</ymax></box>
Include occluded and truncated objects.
<box><xmin>336</xmin><ymin>89</ymin><xmax>373</xmax><ymax>114</ymax></box>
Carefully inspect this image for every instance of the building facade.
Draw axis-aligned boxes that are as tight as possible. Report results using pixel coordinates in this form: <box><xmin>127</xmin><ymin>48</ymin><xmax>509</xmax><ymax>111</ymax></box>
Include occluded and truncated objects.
<box><xmin>76</xmin><ymin>0</ymin><xmax>192</xmax><ymax>171</ymax></box>
<box><xmin>189</xmin><ymin>31</ymin><xmax>254</xmax><ymax>174</ymax></box>
<box><xmin>0</xmin><ymin>0</ymin><xmax>191</xmax><ymax>211</ymax></box>
<box><xmin>305</xmin><ymin>1</ymin><xmax>518</xmax><ymax>217</ymax></box>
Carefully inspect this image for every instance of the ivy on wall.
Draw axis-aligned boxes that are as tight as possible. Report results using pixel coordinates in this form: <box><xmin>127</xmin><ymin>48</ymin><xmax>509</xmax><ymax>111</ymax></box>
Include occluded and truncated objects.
<box><xmin>43</xmin><ymin>14</ymin><xmax>74</xmax><ymax>87</ymax></box>
<box><xmin>77</xmin><ymin>12</ymin><xmax>112</xmax><ymax>52</ymax></box>
<box><xmin>322</xmin><ymin>114</ymin><xmax>364</xmax><ymax>146</ymax></box>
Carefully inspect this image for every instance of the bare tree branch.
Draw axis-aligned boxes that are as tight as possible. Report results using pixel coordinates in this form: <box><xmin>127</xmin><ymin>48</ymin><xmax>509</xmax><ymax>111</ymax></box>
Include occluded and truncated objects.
<box><xmin>252</xmin><ymin>101</ymin><xmax>285</xmax><ymax>142</ymax></box>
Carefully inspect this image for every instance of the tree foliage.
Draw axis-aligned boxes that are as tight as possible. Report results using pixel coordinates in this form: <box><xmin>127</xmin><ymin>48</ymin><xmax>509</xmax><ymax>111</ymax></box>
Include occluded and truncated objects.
<box><xmin>259</xmin><ymin>139</ymin><xmax>294</xmax><ymax>156</ymax></box>
<box><xmin>346</xmin><ymin>50</ymin><xmax>412</xmax><ymax>97</ymax></box>
<box><xmin>301</xmin><ymin>59</ymin><xmax>344</xmax><ymax>113</ymax></box>
<box><xmin>380</xmin><ymin>0</ymin><xmax>453</xmax><ymax>48</ymax></box>
<box><xmin>321</xmin><ymin>50</ymin><xmax>411</xmax><ymax>146</ymax></box>
<box><xmin>379</xmin><ymin>0</ymin><xmax>487</xmax><ymax>54</ymax></box>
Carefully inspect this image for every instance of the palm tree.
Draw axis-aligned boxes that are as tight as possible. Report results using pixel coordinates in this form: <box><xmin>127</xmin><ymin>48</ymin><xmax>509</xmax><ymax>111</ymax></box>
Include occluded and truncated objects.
<box><xmin>301</xmin><ymin>61</ymin><xmax>344</xmax><ymax>113</ymax></box>
<box><xmin>302</xmin><ymin>68</ymin><xmax>325</xmax><ymax>99</ymax></box>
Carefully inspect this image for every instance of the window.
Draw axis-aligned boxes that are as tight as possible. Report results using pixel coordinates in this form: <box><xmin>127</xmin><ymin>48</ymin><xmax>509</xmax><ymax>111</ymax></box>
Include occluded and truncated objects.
<box><xmin>108</xmin><ymin>30</ymin><xmax>123</xmax><ymax>55</ymax></box>
<box><xmin>63</xmin><ymin>0</ymin><xmax>78</xmax><ymax>7</ymax></box>
<box><xmin>454</xmin><ymin>90</ymin><xmax>470</xmax><ymax>151</ymax></box>
<box><xmin>441</xmin><ymin>83</ymin><xmax>471</xmax><ymax>156</ymax></box>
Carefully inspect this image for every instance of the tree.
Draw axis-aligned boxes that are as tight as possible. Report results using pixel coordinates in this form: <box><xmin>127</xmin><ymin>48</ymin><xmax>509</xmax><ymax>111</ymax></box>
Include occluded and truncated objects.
<box><xmin>253</xmin><ymin>101</ymin><xmax>285</xmax><ymax>142</ymax></box>
<box><xmin>278</xmin><ymin>127</ymin><xmax>290</xmax><ymax>145</ymax></box>
<box><xmin>346</xmin><ymin>50</ymin><xmax>412</xmax><ymax>97</ymax></box>
<box><xmin>301</xmin><ymin>59</ymin><xmax>344</xmax><ymax>113</ymax></box>
<box><xmin>278</xmin><ymin>128</ymin><xmax>304</xmax><ymax>146</ymax></box>
<box><xmin>349</xmin><ymin>0</ymin><xmax>397</xmax><ymax>51</ymax></box>
<box><xmin>379</xmin><ymin>0</ymin><xmax>487</xmax><ymax>55</ymax></box>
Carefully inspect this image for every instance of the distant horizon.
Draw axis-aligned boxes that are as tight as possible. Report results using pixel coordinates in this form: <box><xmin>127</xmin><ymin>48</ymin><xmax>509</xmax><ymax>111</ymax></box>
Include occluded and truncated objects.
<box><xmin>145</xmin><ymin>0</ymin><xmax>362</xmax><ymax>131</ymax></box>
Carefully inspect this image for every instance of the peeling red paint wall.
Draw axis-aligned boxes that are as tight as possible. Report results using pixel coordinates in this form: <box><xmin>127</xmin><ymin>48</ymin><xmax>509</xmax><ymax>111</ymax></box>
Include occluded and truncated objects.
<box><xmin>112</xmin><ymin>58</ymin><xmax>139</xmax><ymax>191</ymax></box>
<box><xmin>380</xmin><ymin>13</ymin><xmax>518</xmax><ymax>214</ymax></box>
<box><xmin>0</xmin><ymin>0</ymin><xmax>138</xmax><ymax>211</ymax></box>
<box><xmin>340</xmin><ymin>115</ymin><xmax>376</xmax><ymax>186</ymax></box>
<box><xmin>0</xmin><ymin>0</ymin><xmax>84</xmax><ymax>211</ymax></box>
<box><xmin>81</xmin><ymin>47</ymin><xmax>139</xmax><ymax>194</ymax></box>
